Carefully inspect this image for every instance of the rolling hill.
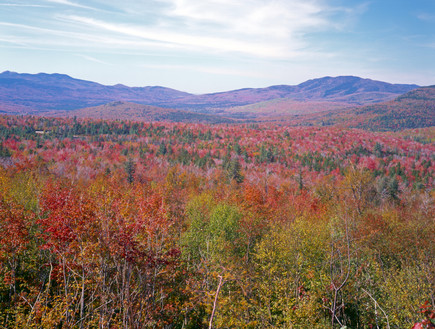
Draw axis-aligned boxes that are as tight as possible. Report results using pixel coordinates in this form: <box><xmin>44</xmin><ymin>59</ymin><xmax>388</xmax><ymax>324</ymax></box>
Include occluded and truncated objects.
<box><xmin>223</xmin><ymin>99</ymin><xmax>352</xmax><ymax>120</ymax></box>
<box><xmin>48</xmin><ymin>101</ymin><xmax>234</xmax><ymax>124</ymax></box>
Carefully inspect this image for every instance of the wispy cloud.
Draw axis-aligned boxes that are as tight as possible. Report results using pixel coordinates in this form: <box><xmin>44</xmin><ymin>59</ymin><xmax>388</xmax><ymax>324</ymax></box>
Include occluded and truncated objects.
<box><xmin>0</xmin><ymin>21</ymin><xmax>182</xmax><ymax>54</ymax></box>
<box><xmin>2</xmin><ymin>0</ymin><xmax>360</xmax><ymax>60</ymax></box>
<box><xmin>417</xmin><ymin>13</ymin><xmax>435</xmax><ymax>21</ymax></box>
<box><xmin>43</xmin><ymin>0</ymin><xmax>358</xmax><ymax>60</ymax></box>
<box><xmin>0</xmin><ymin>3</ymin><xmax>51</xmax><ymax>7</ymax></box>
<box><xmin>0</xmin><ymin>21</ymin><xmax>98</xmax><ymax>43</ymax></box>
<box><xmin>0</xmin><ymin>22</ymin><xmax>61</xmax><ymax>34</ymax></box>
<box><xmin>140</xmin><ymin>63</ymin><xmax>265</xmax><ymax>78</ymax></box>
<box><xmin>0</xmin><ymin>37</ymin><xmax>28</xmax><ymax>46</ymax></box>
<box><xmin>43</xmin><ymin>0</ymin><xmax>99</xmax><ymax>11</ymax></box>
<box><xmin>76</xmin><ymin>54</ymin><xmax>111</xmax><ymax>65</ymax></box>
<box><xmin>59</xmin><ymin>15</ymin><xmax>291</xmax><ymax>58</ymax></box>
<box><xmin>164</xmin><ymin>0</ymin><xmax>332</xmax><ymax>37</ymax></box>
<box><xmin>158</xmin><ymin>0</ymin><xmax>340</xmax><ymax>56</ymax></box>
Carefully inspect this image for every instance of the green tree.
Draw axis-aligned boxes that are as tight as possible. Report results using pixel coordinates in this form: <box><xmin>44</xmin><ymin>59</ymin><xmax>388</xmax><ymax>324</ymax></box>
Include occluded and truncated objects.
<box><xmin>227</xmin><ymin>159</ymin><xmax>244</xmax><ymax>184</ymax></box>
<box><xmin>124</xmin><ymin>157</ymin><xmax>135</xmax><ymax>184</ymax></box>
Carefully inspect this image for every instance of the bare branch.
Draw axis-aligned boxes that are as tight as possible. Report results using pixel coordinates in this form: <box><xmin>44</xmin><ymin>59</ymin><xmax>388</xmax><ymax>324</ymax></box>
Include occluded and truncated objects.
<box><xmin>209</xmin><ymin>274</ymin><xmax>224</xmax><ymax>329</ymax></box>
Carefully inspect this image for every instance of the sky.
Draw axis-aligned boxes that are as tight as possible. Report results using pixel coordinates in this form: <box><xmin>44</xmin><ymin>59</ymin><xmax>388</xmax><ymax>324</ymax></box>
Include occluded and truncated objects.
<box><xmin>0</xmin><ymin>0</ymin><xmax>434</xmax><ymax>93</ymax></box>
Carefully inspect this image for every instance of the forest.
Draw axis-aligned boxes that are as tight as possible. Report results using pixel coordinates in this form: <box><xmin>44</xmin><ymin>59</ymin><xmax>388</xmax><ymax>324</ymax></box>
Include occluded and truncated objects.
<box><xmin>0</xmin><ymin>115</ymin><xmax>434</xmax><ymax>328</ymax></box>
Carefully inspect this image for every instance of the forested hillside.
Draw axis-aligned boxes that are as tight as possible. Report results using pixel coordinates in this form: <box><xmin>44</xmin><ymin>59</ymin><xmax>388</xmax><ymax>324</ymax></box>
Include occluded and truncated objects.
<box><xmin>314</xmin><ymin>86</ymin><xmax>435</xmax><ymax>131</ymax></box>
<box><xmin>0</xmin><ymin>115</ymin><xmax>434</xmax><ymax>328</ymax></box>
<box><xmin>49</xmin><ymin>101</ymin><xmax>234</xmax><ymax>124</ymax></box>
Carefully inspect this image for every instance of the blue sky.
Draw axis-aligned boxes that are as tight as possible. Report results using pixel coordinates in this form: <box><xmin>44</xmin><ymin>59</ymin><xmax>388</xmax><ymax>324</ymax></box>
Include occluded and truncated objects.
<box><xmin>0</xmin><ymin>0</ymin><xmax>434</xmax><ymax>93</ymax></box>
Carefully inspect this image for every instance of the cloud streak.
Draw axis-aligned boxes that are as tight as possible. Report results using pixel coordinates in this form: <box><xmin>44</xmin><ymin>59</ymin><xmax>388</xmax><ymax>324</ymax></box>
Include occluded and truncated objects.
<box><xmin>76</xmin><ymin>54</ymin><xmax>111</xmax><ymax>65</ymax></box>
<box><xmin>44</xmin><ymin>0</ymin><xmax>100</xmax><ymax>11</ymax></box>
<box><xmin>60</xmin><ymin>15</ymin><xmax>291</xmax><ymax>58</ymax></box>
<box><xmin>140</xmin><ymin>63</ymin><xmax>266</xmax><ymax>78</ymax></box>
<box><xmin>0</xmin><ymin>3</ymin><xmax>50</xmax><ymax>7</ymax></box>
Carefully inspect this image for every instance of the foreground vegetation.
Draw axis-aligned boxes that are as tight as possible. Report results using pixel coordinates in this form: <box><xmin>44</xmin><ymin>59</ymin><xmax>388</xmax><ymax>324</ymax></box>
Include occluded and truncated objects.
<box><xmin>0</xmin><ymin>115</ymin><xmax>434</xmax><ymax>328</ymax></box>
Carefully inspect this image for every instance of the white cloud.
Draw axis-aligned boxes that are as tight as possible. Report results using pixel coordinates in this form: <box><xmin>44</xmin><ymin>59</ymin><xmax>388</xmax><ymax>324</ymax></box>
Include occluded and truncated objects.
<box><xmin>162</xmin><ymin>0</ymin><xmax>334</xmax><ymax>37</ymax></box>
<box><xmin>53</xmin><ymin>0</ymin><xmax>354</xmax><ymax>60</ymax></box>
<box><xmin>59</xmin><ymin>15</ymin><xmax>292</xmax><ymax>58</ymax></box>
<box><xmin>3</xmin><ymin>0</ymin><xmax>358</xmax><ymax>61</ymax></box>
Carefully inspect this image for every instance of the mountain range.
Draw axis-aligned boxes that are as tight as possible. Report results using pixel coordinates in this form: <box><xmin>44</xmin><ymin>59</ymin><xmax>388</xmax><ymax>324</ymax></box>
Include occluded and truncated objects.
<box><xmin>1</xmin><ymin>71</ymin><xmax>433</xmax><ymax>130</ymax></box>
<box><xmin>0</xmin><ymin>71</ymin><xmax>418</xmax><ymax>113</ymax></box>
<box><xmin>0</xmin><ymin>71</ymin><xmax>190</xmax><ymax>113</ymax></box>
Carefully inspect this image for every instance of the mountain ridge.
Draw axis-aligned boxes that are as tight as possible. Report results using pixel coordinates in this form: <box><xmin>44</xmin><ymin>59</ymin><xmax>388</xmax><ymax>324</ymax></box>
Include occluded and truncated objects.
<box><xmin>0</xmin><ymin>71</ymin><xmax>192</xmax><ymax>112</ymax></box>
<box><xmin>0</xmin><ymin>71</ymin><xmax>420</xmax><ymax>114</ymax></box>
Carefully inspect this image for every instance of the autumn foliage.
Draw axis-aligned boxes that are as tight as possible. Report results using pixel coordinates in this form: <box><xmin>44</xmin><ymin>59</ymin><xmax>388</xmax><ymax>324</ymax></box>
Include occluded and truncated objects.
<box><xmin>0</xmin><ymin>115</ymin><xmax>434</xmax><ymax>328</ymax></box>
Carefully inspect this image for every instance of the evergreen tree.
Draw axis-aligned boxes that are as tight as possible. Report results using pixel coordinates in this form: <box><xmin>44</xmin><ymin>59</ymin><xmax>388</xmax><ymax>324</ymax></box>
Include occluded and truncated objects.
<box><xmin>124</xmin><ymin>157</ymin><xmax>136</xmax><ymax>184</ymax></box>
<box><xmin>227</xmin><ymin>159</ymin><xmax>244</xmax><ymax>184</ymax></box>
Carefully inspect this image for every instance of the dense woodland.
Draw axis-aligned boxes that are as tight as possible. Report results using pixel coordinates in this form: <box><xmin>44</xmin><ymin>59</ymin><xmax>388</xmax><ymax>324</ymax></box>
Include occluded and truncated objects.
<box><xmin>0</xmin><ymin>115</ymin><xmax>434</xmax><ymax>328</ymax></box>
